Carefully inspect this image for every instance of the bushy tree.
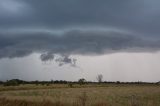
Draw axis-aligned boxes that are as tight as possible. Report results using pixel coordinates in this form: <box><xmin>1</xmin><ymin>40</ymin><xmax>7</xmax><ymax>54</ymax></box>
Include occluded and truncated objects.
<box><xmin>78</xmin><ymin>78</ymin><xmax>86</xmax><ymax>85</ymax></box>
<box><xmin>68</xmin><ymin>83</ymin><xmax>73</xmax><ymax>88</ymax></box>
<box><xmin>4</xmin><ymin>79</ymin><xmax>20</xmax><ymax>86</ymax></box>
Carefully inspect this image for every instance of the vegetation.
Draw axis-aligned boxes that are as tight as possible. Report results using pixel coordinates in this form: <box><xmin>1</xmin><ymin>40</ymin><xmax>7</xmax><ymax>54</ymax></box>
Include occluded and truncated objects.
<box><xmin>3</xmin><ymin>79</ymin><xmax>22</xmax><ymax>86</ymax></box>
<box><xmin>0</xmin><ymin>79</ymin><xmax>159</xmax><ymax>106</ymax></box>
<box><xmin>78</xmin><ymin>78</ymin><xmax>86</xmax><ymax>85</ymax></box>
<box><xmin>0</xmin><ymin>79</ymin><xmax>159</xmax><ymax>87</ymax></box>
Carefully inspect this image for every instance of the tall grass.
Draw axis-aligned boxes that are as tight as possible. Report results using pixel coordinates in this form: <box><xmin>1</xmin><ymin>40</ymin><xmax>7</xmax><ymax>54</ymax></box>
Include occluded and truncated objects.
<box><xmin>0</xmin><ymin>84</ymin><xmax>159</xmax><ymax>106</ymax></box>
<box><xmin>0</xmin><ymin>97</ymin><xmax>109</xmax><ymax>106</ymax></box>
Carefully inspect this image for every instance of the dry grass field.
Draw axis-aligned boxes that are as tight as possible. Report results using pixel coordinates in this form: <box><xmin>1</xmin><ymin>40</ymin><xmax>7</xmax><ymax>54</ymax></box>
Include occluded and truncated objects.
<box><xmin>0</xmin><ymin>84</ymin><xmax>160</xmax><ymax>106</ymax></box>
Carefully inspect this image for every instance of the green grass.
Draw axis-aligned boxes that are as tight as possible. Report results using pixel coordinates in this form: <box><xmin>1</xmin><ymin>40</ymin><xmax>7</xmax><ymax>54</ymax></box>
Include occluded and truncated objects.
<box><xmin>0</xmin><ymin>84</ymin><xmax>160</xmax><ymax>106</ymax></box>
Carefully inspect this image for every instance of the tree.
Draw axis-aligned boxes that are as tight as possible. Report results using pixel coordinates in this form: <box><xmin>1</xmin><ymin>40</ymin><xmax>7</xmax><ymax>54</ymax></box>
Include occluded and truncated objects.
<box><xmin>0</xmin><ymin>81</ymin><xmax>3</xmax><ymax>85</ymax></box>
<box><xmin>78</xmin><ymin>78</ymin><xmax>86</xmax><ymax>85</ymax></box>
<box><xmin>50</xmin><ymin>79</ymin><xmax>54</xmax><ymax>84</ymax></box>
<box><xmin>4</xmin><ymin>79</ymin><xmax>19</xmax><ymax>86</ymax></box>
<box><xmin>96</xmin><ymin>74</ymin><xmax>103</xmax><ymax>83</ymax></box>
<box><xmin>68</xmin><ymin>83</ymin><xmax>73</xmax><ymax>88</ymax></box>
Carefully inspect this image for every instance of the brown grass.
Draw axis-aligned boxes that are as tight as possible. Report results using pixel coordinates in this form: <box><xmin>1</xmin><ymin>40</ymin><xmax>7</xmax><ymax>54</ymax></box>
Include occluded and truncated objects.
<box><xmin>0</xmin><ymin>97</ymin><xmax>66</xmax><ymax>106</ymax></box>
<box><xmin>0</xmin><ymin>84</ymin><xmax>159</xmax><ymax>106</ymax></box>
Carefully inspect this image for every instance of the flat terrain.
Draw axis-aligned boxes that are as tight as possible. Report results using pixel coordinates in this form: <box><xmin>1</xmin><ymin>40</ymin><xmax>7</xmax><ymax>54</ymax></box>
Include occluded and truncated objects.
<box><xmin>0</xmin><ymin>84</ymin><xmax>160</xmax><ymax>106</ymax></box>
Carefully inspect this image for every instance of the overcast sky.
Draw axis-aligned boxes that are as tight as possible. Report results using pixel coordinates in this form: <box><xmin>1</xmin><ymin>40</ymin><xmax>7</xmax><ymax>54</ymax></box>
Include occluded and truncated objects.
<box><xmin>0</xmin><ymin>0</ymin><xmax>160</xmax><ymax>82</ymax></box>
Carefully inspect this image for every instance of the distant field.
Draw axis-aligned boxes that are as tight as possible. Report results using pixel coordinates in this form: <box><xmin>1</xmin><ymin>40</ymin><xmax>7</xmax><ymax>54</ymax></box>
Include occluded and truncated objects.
<box><xmin>0</xmin><ymin>84</ymin><xmax>160</xmax><ymax>106</ymax></box>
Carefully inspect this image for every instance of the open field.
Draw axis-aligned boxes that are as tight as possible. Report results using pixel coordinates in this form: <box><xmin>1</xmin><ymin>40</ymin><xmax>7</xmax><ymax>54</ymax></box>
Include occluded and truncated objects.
<box><xmin>0</xmin><ymin>84</ymin><xmax>160</xmax><ymax>106</ymax></box>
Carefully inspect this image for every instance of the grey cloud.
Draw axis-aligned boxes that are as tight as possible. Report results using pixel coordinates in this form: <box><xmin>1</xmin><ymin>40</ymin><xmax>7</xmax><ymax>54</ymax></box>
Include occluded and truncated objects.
<box><xmin>55</xmin><ymin>55</ymin><xmax>77</xmax><ymax>67</ymax></box>
<box><xmin>40</xmin><ymin>53</ymin><xmax>76</xmax><ymax>66</ymax></box>
<box><xmin>0</xmin><ymin>0</ymin><xmax>31</xmax><ymax>17</ymax></box>
<box><xmin>1</xmin><ymin>0</ymin><xmax>160</xmax><ymax>65</ymax></box>
<box><xmin>1</xmin><ymin>0</ymin><xmax>160</xmax><ymax>81</ymax></box>
<box><xmin>40</xmin><ymin>53</ymin><xmax>77</xmax><ymax>66</ymax></box>
<box><xmin>0</xmin><ymin>29</ymin><xmax>159</xmax><ymax>61</ymax></box>
<box><xmin>1</xmin><ymin>0</ymin><xmax>160</xmax><ymax>36</ymax></box>
<box><xmin>40</xmin><ymin>53</ymin><xmax>54</xmax><ymax>62</ymax></box>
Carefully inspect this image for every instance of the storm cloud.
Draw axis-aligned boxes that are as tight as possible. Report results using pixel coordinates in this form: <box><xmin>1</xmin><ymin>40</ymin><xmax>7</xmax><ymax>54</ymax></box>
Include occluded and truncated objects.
<box><xmin>0</xmin><ymin>0</ymin><xmax>160</xmax><ymax>61</ymax></box>
<box><xmin>1</xmin><ymin>0</ymin><xmax>160</xmax><ymax>81</ymax></box>
<box><xmin>0</xmin><ymin>30</ymin><xmax>160</xmax><ymax>59</ymax></box>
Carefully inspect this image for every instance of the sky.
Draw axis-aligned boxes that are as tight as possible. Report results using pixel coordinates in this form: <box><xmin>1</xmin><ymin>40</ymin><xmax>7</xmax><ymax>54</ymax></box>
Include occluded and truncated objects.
<box><xmin>0</xmin><ymin>0</ymin><xmax>160</xmax><ymax>82</ymax></box>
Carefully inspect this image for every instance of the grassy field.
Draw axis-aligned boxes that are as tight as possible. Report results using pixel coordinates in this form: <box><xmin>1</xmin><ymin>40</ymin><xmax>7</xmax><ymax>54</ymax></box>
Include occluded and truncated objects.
<box><xmin>0</xmin><ymin>84</ymin><xmax>160</xmax><ymax>106</ymax></box>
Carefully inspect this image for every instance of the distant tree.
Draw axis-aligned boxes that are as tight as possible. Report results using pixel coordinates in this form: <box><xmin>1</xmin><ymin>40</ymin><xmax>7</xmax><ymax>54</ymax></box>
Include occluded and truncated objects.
<box><xmin>0</xmin><ymin>81</ymin><xmax>3</xmax><ymax>85</ymax></box>
<box><xmin>35</xmin><ymin>80</ymin><xmax>39</xmax><ymax>86</ymax></box>
<box><xmin>96</xmin><ymin>74</ymin><xmax>103</xmax><ymax>83</ymax></box>
<box><xmin>4</xmin><ymin>79</ymin><xmax>20</xmax><ymax>86</ymax></box>
<box><xmin>156</xmin><ymin>81</ymin><xmax>160</xmax><ymax>84</ymax></box>
<box><xmin>0</xmin><ymin>81</ymin><xmax>3</xmax><ymax>83</ymax></box>
<box><xmin>68</xmin><ymin>83</ymin><xmax>73</xmax><ymax>88</ymax></box>
<box><xmin>116</xmin><ymin>81</ymin><xmax>120</xmax><ymax>84</ymax></box>
<box><xmin>50</xmin><ymin>79</ymin><xmax>54</xmax><ymax>84</ymax></box>
<box><xmin>78</xmin><ymin>78</ymin><xmax>86</xmax><ymax>85</ymax></box>
<box><xmin>46</xmin><ymin>83</ymin><xmax>50</xmax><ymax>86</ymax></box>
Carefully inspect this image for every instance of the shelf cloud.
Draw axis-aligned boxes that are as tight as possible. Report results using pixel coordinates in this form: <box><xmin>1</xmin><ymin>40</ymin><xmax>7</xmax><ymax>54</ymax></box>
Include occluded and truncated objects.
<box><xmin>0</xmin><ymin>29</ymin><xmax>160</xmax><ymax>60</ymax></box>
<box><xmin>1</xmin><ymin>0</ymin><xmax>160</xmax><ymax>81</ymax></box>
<box><xmin>0</xmin><ymin>0</ymin><xmax>160</xmax><ymax>61</ymax></box>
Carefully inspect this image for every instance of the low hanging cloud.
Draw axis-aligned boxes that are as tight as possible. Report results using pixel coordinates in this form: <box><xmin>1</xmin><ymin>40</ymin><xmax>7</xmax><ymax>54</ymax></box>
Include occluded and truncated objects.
<box><xmin>40</xmin><ymin>53</ymin><xmax>76</xmax><ymax>66</ymax></box>
<box><xmin>55</xmin><ymin>55</ymin><xmax>77</xmax><ymax>67</ymax></box>
<box><xmin>0</xmin><ymin>0</ymin><xmax>160</xmax><ymax>66</ymax></box>
<box><xmin>0</xmin><ymin>29</ymin><xmax>160</xmax><ymax>62</ymax></box>
<box><xmin>40</xmin><ymin>53</ymin><xmax>54</xmax><ymax>62</ymax></box>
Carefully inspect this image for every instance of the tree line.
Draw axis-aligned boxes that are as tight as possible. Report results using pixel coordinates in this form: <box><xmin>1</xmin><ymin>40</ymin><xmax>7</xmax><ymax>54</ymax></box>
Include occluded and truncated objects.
<box><xmin>0</xmin><ymin>78</ymin><xmax>159</xmax><ymax>86</ymax></box>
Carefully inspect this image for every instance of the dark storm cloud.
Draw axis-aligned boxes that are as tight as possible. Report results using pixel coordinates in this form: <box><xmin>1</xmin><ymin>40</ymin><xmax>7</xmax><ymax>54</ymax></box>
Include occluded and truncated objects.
<box><xmin>55</xmin><ymin>55</ymin><xmax>77</xmax><ymax>67</ymax></box>
<box><xmin>0</xmin><ymin>0</ymin><xmax>160</xmax><ymax>61</ymax></box>
<box><xmin>0</xmin><ymin>30</ymin><xmax>159</xmax><ymax>60</ymax></box>
<box><xmin>1</xmin><ymin>0</ymin><xmax>160</xmax><ymax>36</ymax></box>
<box><xmin>40</xmin><ymin>53</ymin><xmax>54</xmax><ymax>62</ymax></box>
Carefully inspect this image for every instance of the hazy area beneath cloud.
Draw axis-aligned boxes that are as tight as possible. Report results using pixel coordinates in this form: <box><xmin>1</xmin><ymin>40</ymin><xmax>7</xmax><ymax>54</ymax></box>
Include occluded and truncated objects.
<box><xmin>0</xmin><ymin>53</ymin><xmax>160</xmax><ymax>82</ymax></box>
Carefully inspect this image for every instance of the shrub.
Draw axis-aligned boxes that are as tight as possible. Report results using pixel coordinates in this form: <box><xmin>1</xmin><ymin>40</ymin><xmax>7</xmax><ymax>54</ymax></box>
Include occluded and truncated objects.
<box><xmin>4</xmin><ymin>79</ymin><xmax>19</xmax><ymax>86</ymax></box>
